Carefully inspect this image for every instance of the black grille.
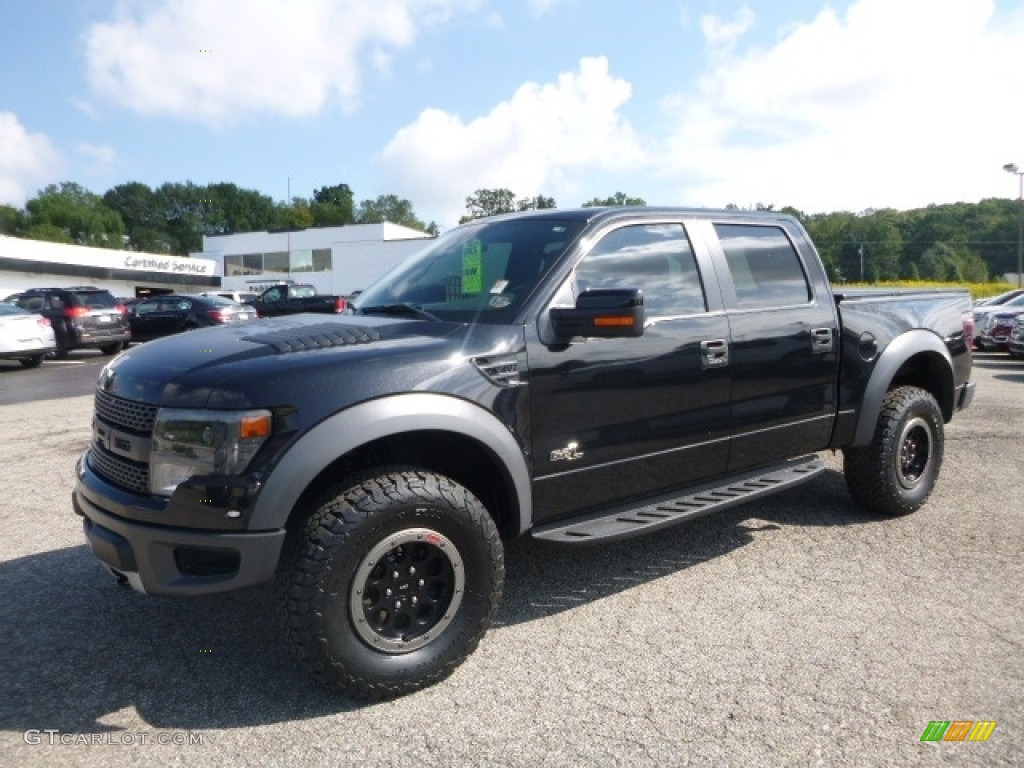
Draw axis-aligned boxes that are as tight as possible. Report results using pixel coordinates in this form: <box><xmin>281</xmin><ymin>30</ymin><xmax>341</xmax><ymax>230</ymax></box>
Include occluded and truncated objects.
<box><xmin>92</xmin><ymin>390</ymin><xmax>156</xmax><ymax>493</ymax></box>
<box><xmin>95</xmin><ymin>389</ymin><xmax>158</xmax><ymax>433</ymax></box>
<box><xmin>89</xmin><ymin>447</ymin><xmax>149</xmax><ymax>495</ymax></box>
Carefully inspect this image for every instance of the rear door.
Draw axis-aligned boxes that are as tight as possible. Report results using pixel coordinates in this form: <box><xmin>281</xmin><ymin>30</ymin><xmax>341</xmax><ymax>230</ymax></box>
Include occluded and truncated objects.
<box><xmin>130</xmin><ymin>298</ymin><xmax>162</xmax><ymax>340</ymax></box>
<box><xmin>526</xmin><ymin>219</ymin><xmax>732</xmax><ymax>524</ymax></box>
<box><xmin>702</xmin><ymin>220</ymin><xmax>840</xmax><ymax>471</ymax></box>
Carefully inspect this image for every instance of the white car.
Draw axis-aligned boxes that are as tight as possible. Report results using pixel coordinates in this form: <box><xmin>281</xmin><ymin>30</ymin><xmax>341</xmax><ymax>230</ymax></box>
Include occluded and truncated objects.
<box><xmin>0</xmin><ymin>303</ymin><xmax>56</xmax><ymax>368</ymax></box>
<box><xmin>199</xmin><ymin>290</ymin><xmax>260</xmax><ymax>303</ymax></box>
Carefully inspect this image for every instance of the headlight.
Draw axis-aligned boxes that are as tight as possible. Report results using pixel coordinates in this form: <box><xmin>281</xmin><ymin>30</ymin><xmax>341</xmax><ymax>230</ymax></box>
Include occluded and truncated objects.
<box><xmin>149</xmin><ymin>408</ymin><xmax>272</xmax><ymax>496</ymax></box>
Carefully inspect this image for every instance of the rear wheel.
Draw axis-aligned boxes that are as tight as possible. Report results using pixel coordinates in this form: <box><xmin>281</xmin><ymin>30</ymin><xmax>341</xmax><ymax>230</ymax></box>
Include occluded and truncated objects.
<box><xmin>278</xmin><ymin>467</ymin><xmax>504</xmax><ymax>699</ymax></box>
<box><xmin>18</xmin><ymin>354</ymin><xmax>44</xmax><ymax>369</ymax></box>
<box><xmin>844</xmin><ymin>386</ymin><xmax>944</xmax><ymax>516</ymax></box>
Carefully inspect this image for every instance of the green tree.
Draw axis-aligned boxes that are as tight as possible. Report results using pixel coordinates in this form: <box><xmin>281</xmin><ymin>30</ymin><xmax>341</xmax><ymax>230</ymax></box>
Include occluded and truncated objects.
<box><xmin>356</xmin><ymin>194</ymin><xmax>428</xmax><ymax>230</ymax></box>
<box><xmin>311</xmin><ymin>183</ymin><xmax>356</xmax><ymax>226</ymax></box>
<box><xmin>24</xmin><ymin>182</ymin><xmax>124</xmax><ymax>248</ymax></box>
<box><xmin>582</xmin><ymin>192</ymin><xmax>646</xmax><ymax>207</ymax></box>
<box><xmin>461</xmin><ymin>188</ymin><xmax>519</xmax><ymax>222</ymax></box>
<box><xmin>851</xmin><ymin>210</ymin><xmax>903</xmax><ymax>281</ymax></box>
<box><xmin>153</xmin><ymin>182</ymin><xmax>207</xmax><ymax>254</ymax></box>
<box><xmin>204</xmin><ymin>182</ymin><xmax>277</xmax><ymax>236</ymax></box>
<box><xmin>103</xmin><ymin>182</ymin><xmax>170</xmax><ymax>252</ymax></box>
<box><xmin>0</xmin><ymin>204</ymin><xmax>25</xmax><ymax>236</ymax></box>
<box><xmin>803</xmin><ymin>211</ymin><xmax>856</xmax><ymax>282</ymax></box>
<box><xmin>518</xmin><ymin>195</ymin><xmax>557</xmax><ymax>211</ymax></box>
<box><xmin>273</xmin><ymin>197</ymin><xmax>315</xmax><ymax>230</ymax></box>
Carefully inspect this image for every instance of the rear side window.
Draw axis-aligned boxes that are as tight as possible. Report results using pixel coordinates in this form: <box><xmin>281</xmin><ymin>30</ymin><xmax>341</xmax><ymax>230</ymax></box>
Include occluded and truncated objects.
<box><xmin>715</xmin><ymin>224</ymin><xmax>811</xmax><ymax>308</ymax></box>
<box><xmin>576</xmin><ymin>223</ymin><xmax>707</xmax><ymax>317</ymax></box>
<box><xmin>18</xmin><ymin>295</ymin><xmax>46</xmax><ymax>312</ymax></box>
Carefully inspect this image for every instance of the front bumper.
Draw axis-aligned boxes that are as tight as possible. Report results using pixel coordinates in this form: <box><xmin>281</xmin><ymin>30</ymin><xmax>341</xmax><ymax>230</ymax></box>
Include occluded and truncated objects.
<box><xmin>74</xmin><ymin>453</ymin><xmax>285</xmax><ymax>596</ymax></box>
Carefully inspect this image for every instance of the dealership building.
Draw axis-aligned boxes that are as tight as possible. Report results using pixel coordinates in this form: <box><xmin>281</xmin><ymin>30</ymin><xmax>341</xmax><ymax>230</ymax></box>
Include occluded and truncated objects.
<box><xmin>0</xmin><ymin>222</ymin><xmax>434</xmax><ymax>301</ymax></box>
<box><xmin>0</xmin><ymin>235</ymin><xmax>218</xmax><ymax>299</ymax></box>
<box><xmin>195</xmin><ymin>222</ymin><xmax>434</xmax><ymax>297</ymax></box>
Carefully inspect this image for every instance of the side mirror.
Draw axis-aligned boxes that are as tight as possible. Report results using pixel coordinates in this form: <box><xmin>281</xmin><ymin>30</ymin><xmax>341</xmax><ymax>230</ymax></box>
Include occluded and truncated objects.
<box><xmin>550</xmin><ymin>288</ymin><xmax>644</xmax><ymax>340</ymax></box>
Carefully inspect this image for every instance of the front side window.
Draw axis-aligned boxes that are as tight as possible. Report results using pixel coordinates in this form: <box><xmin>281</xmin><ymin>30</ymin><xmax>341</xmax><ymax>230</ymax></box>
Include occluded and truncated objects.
<box><xmin>575</xmin><ymin>223</ymin><xmax>706</xmax><ymax>317</ymax></box>
<box><xmin>715</xmin><ymin>224</ymin><xmax>811</xmax><ymax>308</ymax></box>
<box><xmin>357</xmin><ymin>218</ymin><xmax>587</xmax><ymax>323</ymax></box>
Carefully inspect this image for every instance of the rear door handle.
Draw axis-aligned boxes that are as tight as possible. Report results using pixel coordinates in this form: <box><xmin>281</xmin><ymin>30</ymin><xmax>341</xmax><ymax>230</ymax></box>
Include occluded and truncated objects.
<box><xmin>811</xmin><ymin>327</ymin><xmax>834</xmax><ymax>354</ymax></box>
<box><xmin>701</xmin><ymin>339</ymin><xmax>729</xmax><ymax>369</ymax></box>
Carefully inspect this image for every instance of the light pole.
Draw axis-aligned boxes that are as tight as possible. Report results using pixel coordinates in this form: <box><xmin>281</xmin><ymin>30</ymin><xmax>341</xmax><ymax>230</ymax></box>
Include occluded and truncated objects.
<box><xmin>1004</xmin><ymin>162</ymin><xmax>1023</xmax><ymax>288</ymax></box>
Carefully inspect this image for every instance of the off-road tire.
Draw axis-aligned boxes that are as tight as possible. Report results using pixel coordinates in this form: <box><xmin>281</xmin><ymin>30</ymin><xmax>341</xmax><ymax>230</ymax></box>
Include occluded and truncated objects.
<box><xmin>278</xmin><ymin>467</ymin><xmax>504</xmax><ymax>700</ymax></box>
<box><xmin>844</xmin><ymin>386</ymin><xmax>944</xmax><ymax>516</ymax></box>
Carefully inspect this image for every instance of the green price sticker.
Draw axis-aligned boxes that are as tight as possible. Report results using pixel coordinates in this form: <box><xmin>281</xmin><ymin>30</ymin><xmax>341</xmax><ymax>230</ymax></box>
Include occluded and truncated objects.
<box><xmin>462</xmin><ymin>240</ymin><xmax>483</xmax><ymax>294</ymax></box>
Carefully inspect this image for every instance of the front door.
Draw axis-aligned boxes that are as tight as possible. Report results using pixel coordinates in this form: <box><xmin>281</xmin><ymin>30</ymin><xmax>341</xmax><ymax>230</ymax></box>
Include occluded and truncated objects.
<box><xmin>527</xmin><ymin>221</ymin><xmax>732</xmax><ymax>525</ymax></box>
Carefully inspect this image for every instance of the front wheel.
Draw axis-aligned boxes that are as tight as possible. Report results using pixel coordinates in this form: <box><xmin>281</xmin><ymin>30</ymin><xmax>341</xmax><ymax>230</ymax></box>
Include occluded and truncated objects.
<box><xmin>278</xmin><ymin>468</ymin><xmax>504</xmax><ymax>700</ymax></box>
<box><xmin>843</xmin><ymin>386</ymin><xmax>944</xmax><ymax>516</ymax></box>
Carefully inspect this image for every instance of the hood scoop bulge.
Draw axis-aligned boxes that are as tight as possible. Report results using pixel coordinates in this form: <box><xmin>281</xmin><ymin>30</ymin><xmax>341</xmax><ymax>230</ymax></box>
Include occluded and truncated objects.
<box><xmin>242</xmin><ymin>323</ymin><xmax>382</xmax><ymax>354</ymax></box>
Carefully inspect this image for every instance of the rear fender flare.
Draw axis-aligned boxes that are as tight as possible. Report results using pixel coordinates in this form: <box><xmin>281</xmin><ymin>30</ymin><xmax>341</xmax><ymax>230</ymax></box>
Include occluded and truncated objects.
<box><xmin>852</xmin><ymin>329</ymin><xmax>953</xmax><ymax>447</ymax></box>
<box><xmin>248</xmin><ymin>393</ymin><xmax>532</xmax><ymax>533</ymax></box>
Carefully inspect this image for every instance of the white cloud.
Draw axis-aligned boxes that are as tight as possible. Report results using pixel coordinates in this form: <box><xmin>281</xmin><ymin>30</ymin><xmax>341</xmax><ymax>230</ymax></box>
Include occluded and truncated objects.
<box><xmin>0</xmin><ymin>113</ymin><xmax>61</xmax><ymax>207</ymax></box>
<box><xmin>700</xmin><ymin>5</ymin><xmax>755</xmax><ymax>47</ymax></box>
<box><xmin>526</xmin><ymin>0</ymin><xmax>569</xmax><ymax>16</ymax></box>
<box><xmin>84</xmin><ymin>0</ymin><xmax>481</xmax><ymax>126</ymax></box>
<box><xmin>77</xmin><ymin>142</ymin><xmax>117</xmax><ymax>173</ymax></box>
<box><xmin>658</xmin><ymin>0</ymin><xmax>1024</xmax><ymax>213</ymax></box>
<box><xmin>378</xmin><ymin>56</ymin><xmax>648</xmax><ymax>226</ymax></box>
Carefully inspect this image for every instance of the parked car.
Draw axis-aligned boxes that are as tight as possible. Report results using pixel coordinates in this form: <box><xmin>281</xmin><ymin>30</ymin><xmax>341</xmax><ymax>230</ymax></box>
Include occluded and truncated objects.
<box><xmin>244</xmin><ymin>283</ymin><xmax>347</xmax><ymax>317</ymax></box>
<box><xmin>973</xmin><ymin>288</ymin><xmax>1024</xmax><ymax>307</ymax></box>
<box><xmin>1006</xmin><ymin>316</ymin><xmax>1024</xmax><ymax>359</ymax></box>
<box><xmin>972</xmin><ymin>293</ymin><xmax>1024</xmax><ymax>348</ymax></box>
<box><xmin>975</xmin><ymin>307</ymin><xmax>1024</xmax><ymax>350</ymax></box>
<box><xmin>0</xmin><ymin>302</ymin><xmax>56</xmax><ymax>368</ymax></box>
<box><xmin>200</xmin><ymin>290</ymin><xmax>261</xmax><ymax>304</ymax></box>
<box><xmin>129</xmin><ymin>294</ymin><xmax>259</xmax><ymax>342</ymax></box>
<box><xmin>15</xmin><ymin>286</ymin><xmax>130</xmax><ymax>357</ymax></box>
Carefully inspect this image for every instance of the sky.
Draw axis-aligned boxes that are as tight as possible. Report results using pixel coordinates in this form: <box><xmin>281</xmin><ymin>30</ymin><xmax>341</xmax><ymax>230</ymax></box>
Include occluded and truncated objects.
<box><xmin>2</xmin><ymin>0</ymin><xmax>1024</xmax><ymax>231</ymax></box>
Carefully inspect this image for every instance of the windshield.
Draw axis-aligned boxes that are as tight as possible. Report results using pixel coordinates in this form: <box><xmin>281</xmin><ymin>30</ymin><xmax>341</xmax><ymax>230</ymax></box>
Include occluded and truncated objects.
<box><xmin>356</xmin><ymin>217</ymin><xmax>586</xmax><ymax>323</ymax></box>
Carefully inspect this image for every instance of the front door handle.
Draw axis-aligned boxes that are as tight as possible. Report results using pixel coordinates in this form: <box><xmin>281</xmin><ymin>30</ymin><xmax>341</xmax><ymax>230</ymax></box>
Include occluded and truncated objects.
<box><xmin>701</xmin><ymin>339</ymin><xmax>729</xmax><ymax>369</ymax></box>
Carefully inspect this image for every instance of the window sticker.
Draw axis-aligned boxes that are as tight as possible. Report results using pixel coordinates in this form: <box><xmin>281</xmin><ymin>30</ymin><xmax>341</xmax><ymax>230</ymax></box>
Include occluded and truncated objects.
<box><xmin>489</xmin><ymin>295</ymin><xmax>512</xmax><ymax>308</ymax></box>
<box><xmin>462</xmin><ymin>240</ymin><xmax>483</xmax><ymax>294</ymax></box>
<box><xmin>490</xmin><ymin>279</ymin><xmax>509</xmax><ymax>294</ymax></box>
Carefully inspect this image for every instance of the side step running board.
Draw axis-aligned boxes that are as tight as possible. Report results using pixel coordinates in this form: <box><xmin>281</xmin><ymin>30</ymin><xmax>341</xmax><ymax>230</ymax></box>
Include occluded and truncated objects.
<box><xmin>531</xmin><ymin>455</ymin><xmax>825</xmax><ymax>545</ymax></box>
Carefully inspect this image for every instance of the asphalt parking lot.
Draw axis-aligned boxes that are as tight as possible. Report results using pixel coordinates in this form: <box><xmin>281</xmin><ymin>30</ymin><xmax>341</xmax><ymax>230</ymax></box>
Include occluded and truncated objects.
<box><xmin>0</xmin><ymin>353</ymin><xmax>1020</xmax><ymax>767</ymax></box>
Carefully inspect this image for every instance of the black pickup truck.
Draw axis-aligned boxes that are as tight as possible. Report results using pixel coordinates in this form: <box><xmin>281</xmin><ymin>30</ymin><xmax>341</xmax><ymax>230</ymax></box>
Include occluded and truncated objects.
<box><xmin>74</xmin><ymin>207</ymin><xmax>974</xmax><ymax>699</ymax></box>
<box><xmin>244</xmin><ymin>283</ymin><xmax>347</xmax><ymax>317</ymax></box>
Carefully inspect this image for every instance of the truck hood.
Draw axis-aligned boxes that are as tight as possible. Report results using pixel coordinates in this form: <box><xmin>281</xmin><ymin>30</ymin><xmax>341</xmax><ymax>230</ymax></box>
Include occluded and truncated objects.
<box><xmin>97</xmin><ymin>314</ymin><xmax>523</xmax><ymax>411</ymax></box>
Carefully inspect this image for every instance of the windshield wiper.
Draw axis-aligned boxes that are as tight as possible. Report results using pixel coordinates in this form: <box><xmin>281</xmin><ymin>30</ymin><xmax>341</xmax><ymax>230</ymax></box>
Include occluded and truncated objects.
<box><xmin>358</xmin><ymin>303</ymin><xmax>442</xmax><ymax>322</ymax></box>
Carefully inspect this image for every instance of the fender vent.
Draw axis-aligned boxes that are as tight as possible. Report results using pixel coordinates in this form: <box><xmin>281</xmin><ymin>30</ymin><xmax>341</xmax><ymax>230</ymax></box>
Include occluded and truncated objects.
<box><xmin>242</xmin><ymin>324</ymin><xmax>381</xmax><ymax>354</ymax></box>
<box><xmin>472</xmin><ymin>355</ymin><xmax>524</xmax><ymax>387</ymax></box>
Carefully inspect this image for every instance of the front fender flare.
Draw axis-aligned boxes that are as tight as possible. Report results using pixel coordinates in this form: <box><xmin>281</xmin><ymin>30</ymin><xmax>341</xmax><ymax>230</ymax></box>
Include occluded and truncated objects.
<box><xmin>851</xmin><ymin>329</ymin><xmax>954</xmax><ymax>447</ymax></box>
<box><xmin>248</xmin><ymin>393</ymin><xmax>533</xmax><ymax>534</ymax></box>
